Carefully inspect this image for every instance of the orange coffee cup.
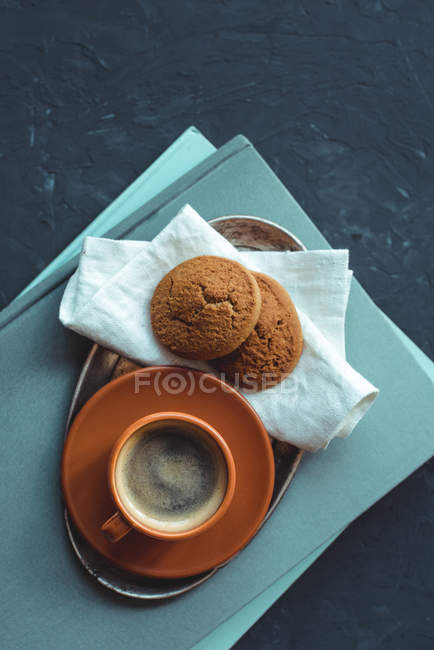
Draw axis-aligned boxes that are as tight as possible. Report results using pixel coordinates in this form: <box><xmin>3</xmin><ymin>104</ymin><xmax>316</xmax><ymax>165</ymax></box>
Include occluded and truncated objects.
<box><xmin>101</xmin><ymin>412</ymin><xmax>236</xmax><ymax>543</ymax></box>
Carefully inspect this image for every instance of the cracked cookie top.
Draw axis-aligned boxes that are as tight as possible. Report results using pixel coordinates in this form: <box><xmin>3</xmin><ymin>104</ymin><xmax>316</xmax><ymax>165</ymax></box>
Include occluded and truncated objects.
<box><xmin>150</xmin><ymin>256</ymin><xmax>262</xmax><ymax>360</ymax></box>
<box><xmin>212</xmin><ymin>272</ymin><xmax>303</xmax><ymax>390</ymax></box>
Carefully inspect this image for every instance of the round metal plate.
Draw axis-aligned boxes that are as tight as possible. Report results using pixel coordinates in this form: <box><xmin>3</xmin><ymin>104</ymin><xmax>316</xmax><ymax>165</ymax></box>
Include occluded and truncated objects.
<box><xmin>64</xmin><ymin>215</ymin><xmax>305</xmax><ymax>599</ymax></box>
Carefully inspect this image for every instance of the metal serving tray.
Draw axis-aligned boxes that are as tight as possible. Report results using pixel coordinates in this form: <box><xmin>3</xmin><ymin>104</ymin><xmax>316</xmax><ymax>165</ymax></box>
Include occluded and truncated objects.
<box><xmin>63</xmin><ymin>215</ymin><xmax>305</xmax><ymax>599</ymax></box>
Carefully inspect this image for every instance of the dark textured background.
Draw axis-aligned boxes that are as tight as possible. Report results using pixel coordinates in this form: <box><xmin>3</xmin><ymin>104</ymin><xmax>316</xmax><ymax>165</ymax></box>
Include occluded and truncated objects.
<box><xmin>1</xmin><ymin>1</ymin><xmax>433</xmax><ymax>648</ymax></box>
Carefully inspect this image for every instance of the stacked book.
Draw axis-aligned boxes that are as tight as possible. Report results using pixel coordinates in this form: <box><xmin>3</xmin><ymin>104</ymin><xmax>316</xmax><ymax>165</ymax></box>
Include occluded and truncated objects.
<box><xmin>1</xmin><ymin>127</ymin><xmax>433</xmax><ymax>650</ymax></box>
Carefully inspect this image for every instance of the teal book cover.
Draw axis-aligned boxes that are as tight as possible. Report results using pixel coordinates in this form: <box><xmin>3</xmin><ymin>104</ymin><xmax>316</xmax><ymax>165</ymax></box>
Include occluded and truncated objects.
<box><xmin>1</xmin><ymin>136</ymin><xmax>433</xmax><ymax>650</ymax></box>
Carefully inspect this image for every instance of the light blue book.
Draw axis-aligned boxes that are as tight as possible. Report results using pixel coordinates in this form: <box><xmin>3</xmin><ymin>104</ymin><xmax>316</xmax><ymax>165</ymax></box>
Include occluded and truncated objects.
<box><xmin>16</xmin><ymin>126</ymin><xmax>433</xmax><ymax>650</ymax></box>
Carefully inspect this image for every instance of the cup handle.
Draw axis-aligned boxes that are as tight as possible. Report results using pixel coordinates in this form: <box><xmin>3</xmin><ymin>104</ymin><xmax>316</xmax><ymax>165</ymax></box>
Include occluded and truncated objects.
<box><xmin>101</xmin><ymin>512</ymin><xmax>132</xmax><ymax>543</ymax></box>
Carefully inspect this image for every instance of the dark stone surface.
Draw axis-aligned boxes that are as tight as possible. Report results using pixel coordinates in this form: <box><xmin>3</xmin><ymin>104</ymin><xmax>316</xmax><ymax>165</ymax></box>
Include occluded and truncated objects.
<box><xmin>0</xmin><ymin>1</ymin><xmax>432</xmax><ymax>648</ymax></box>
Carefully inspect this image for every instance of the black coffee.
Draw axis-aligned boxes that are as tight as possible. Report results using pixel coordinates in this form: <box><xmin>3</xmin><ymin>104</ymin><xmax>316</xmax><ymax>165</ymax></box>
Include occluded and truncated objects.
<box><xmin>115</xmin><ymin>422</ymin><xmax>227</xmax><ymax>533</ymax></box>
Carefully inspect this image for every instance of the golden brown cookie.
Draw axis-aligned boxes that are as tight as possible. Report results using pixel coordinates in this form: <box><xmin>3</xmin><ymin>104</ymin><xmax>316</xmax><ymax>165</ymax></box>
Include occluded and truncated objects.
<box><xmin>150</xmin><ymin>256</ymin><xmax>262</xmax><ymax>360</ymax></box>
<box><xmin>212</xmin><ymin>272</ymin><xmax>303</xmax><ymax>391</ymax></box>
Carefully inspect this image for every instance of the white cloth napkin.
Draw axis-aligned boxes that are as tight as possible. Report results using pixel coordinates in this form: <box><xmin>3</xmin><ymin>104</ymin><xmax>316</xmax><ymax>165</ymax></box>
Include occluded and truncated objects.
<box><xmin>60</xmin><ymin>204</ymin><xmax>378</xmax><ymax>452</ymax></box>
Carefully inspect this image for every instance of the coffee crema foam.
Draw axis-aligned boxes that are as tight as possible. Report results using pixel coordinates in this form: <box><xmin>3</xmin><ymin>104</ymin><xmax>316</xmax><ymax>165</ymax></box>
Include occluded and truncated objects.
<box><xmin>115</xmin><ymin>421</ymin><xmax>228</xmax><ymax>533</ymax></box>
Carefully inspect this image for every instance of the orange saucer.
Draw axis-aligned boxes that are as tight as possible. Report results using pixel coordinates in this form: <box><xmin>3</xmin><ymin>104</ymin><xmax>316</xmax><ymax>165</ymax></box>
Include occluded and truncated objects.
<box><xmin>61</xmin><ymin>366</ymin><xmax>275</xmax><ymax>579</ymax></box>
